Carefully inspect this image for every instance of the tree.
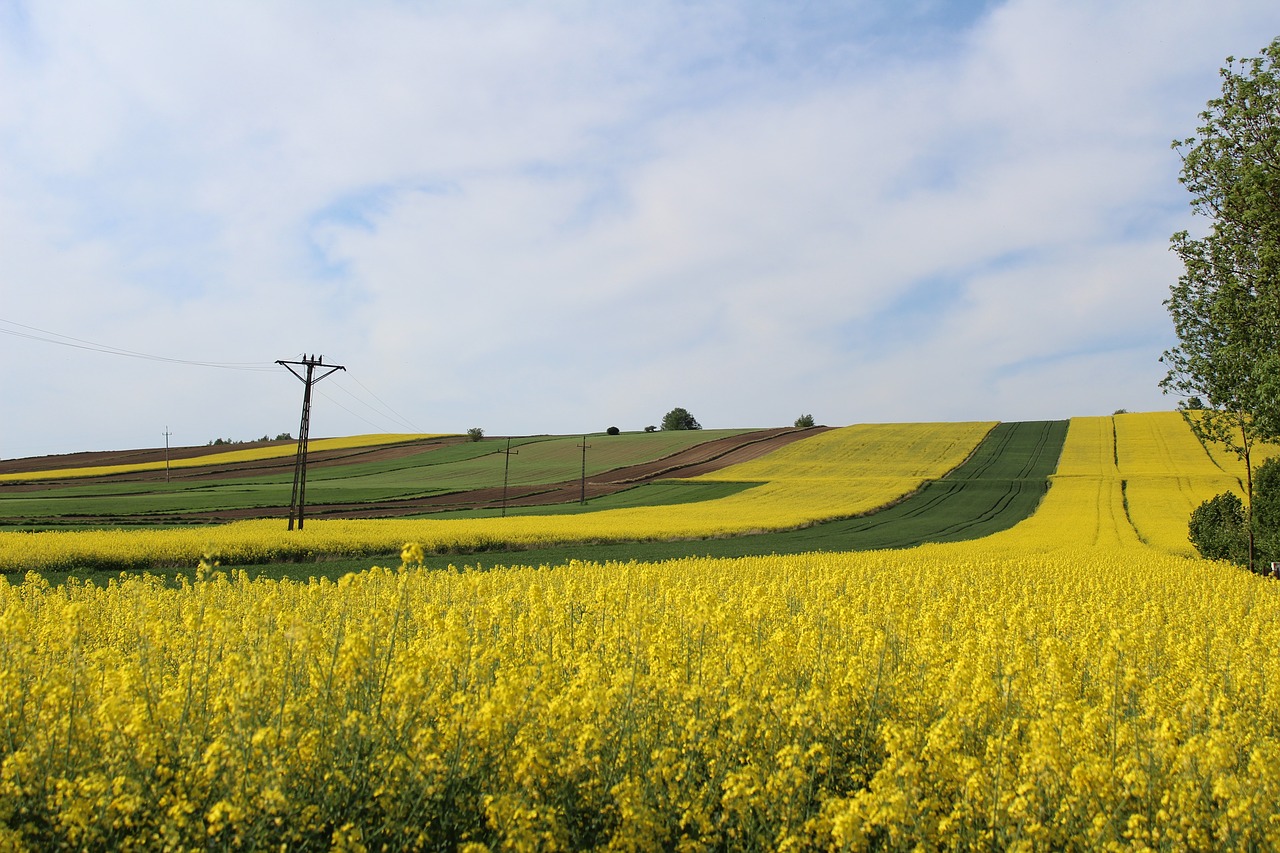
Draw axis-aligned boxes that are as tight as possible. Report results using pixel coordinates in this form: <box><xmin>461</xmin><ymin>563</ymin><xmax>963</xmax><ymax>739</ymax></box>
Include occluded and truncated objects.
<box><xmin>661</xmin><ymin>407</ymin><xmax>701</xmax><ymax>431</ymax></box>
<box><xmin>1162</xmin><ymin>37</ymin><xmax>1280</xmax><ymax>569</ymax></box>
<box><xmin>606</xmin><ymin>426</ymin><xmax>620</xmax><ymax>436</ymax></box>
<box><xmin>1189</xmin><ymin>459</ymin><xmax>1280</xmax><ymax>573</ymax></box>
<box><xmin>467</xmin><ymin>427</ymin><xmax>484</xmax><ymax>442</ymax></box>
<box><xmin>794</xmin><ymin>414</ymin><xmax>815</xmax><ymax>428</ymax></box>
<box><xmin>1188</xmin><ymin>492</ymin><xmax>1249</xmax><ymax>565</ymax></box>
<box><xmin>1253</xmin><ymin>458</ymin><xmax>1280</xmax><ymax>570</ymax></box>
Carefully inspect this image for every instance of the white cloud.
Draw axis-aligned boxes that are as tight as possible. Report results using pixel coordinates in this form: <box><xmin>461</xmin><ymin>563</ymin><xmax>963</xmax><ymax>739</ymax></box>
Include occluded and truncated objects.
<box><xmin>0</xmin><ymin>0</ymin><xmax>1276</xmax><ymax>455</ymax></box>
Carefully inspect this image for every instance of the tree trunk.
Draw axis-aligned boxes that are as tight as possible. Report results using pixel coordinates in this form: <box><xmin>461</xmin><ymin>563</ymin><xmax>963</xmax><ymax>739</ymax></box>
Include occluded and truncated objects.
<box><xmin>1242</xmin><ymin>414</ymin><xmax>1256</xmax><ymax>571</ymax></box>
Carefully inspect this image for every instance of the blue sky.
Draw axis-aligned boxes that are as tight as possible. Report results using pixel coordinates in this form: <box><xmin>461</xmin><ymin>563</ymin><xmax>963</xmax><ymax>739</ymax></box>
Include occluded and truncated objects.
<box><xmin>0</xmin><ymin>0</ymin><xmax>1276</xmax><ymax>457</ymax></box>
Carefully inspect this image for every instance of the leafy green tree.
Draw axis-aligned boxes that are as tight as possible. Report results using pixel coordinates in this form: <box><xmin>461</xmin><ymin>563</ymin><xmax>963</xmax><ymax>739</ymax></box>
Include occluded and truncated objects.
<box><xmin>1253</xmin><ymin>458</ymin><xmax>1280</xmax><ymax>570</ymax></box>
<box><xmin>1162</xmin><ymin>37</ymin><xmax>1280</xmax><ymax>569</ymax></box>
<box><xmin>661</xmin><ymin>408</ymin><xmax>701</xmax><ymax>431</ymax></box>
<box><xmin>1189</xmin><ymin>460</ymin><xmax>1280</xmax><ymax>572</ymax></box>
<box><xmin>794</xmin><ymin>414</ymin><xmax>815</xmax><ymax>428</ymax></box>
<box><xmin>1188</xmin><ymin>492</ymin><xmax>1249</xmax><ymax>565</ymax></box>
<box><xmin>466</xmin><ymin>427</ymin><xmax>484</xmax><ymax>442</ymax></box>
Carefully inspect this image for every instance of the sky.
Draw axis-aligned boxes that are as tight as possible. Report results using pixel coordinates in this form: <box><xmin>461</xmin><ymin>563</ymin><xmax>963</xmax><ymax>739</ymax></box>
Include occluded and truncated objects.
<box><xmin>1</xmin><ymin>0</ymin><xmax>1277</xmax><ymax>458</ymax></box>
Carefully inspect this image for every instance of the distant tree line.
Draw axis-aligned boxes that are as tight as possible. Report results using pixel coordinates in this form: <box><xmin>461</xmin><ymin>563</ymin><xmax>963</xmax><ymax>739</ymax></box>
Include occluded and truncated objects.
<box><xmin>208</xmin><ymin>433</ymin><xmax>293</xmax><ymax>446</ymax></box>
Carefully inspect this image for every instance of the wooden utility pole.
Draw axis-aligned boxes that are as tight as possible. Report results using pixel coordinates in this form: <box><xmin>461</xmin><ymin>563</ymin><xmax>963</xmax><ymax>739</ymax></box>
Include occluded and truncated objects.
<box><xmin>277</xmin><ymin>355</ymin><xmax>345</xmax><ymax>530</ymax></box>
<box><xmin>163</xmin><ymin>427</ymin><xmax>172</xmax><ymax>483</ymax></box>
<box><xmin>578</xmin><ymin>436</ymin><xmax>591</xmax><ymax>505</ymax></box>
<box><xmin>500</xmin><ymin>437</ymin><xmax>519</xmax><ymax>517</ymax></box>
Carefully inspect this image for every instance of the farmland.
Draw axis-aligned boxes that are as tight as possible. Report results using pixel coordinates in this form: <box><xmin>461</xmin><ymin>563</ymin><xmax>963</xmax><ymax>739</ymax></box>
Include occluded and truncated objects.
<box><xmin>0</xmin><ymin>420</ymin><xmax>996</xmax><ymax>572</ymax></box>
<box><xmin>441</xmin><ymin>419</ymin><xmax>1067</xmax><ymax>568</ymax></box>
<box><xmin>0</xmin><ymin>428</ymin><xmax>808</xmax><ymax>526</ymax></box>
<box><xmin>2</xmin><ymin>412</ymin><xmax>1279</xmax><ymax>849</ymax></box>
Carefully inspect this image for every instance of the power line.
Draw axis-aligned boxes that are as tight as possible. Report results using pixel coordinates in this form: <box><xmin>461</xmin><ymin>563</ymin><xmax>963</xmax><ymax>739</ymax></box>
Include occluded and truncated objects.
<box><xmin>0</xmin><ymin>316</ymin><xmax>277</xmax><ymax>371</ymax></box>
<box><xmin>2</xmin><ymin>316</ymin><xmax>431</xmax><ymax>444</ymax></box>
<box><xmin>315</xmin><ymin>387</ymin><xmax>395</xmax><ymax>433</ymax></box>
<box><xmin>348</xmin><ymin>375</ymin><xmax>424</xmax><ymax>432</ymax></box>
<box><xmin>327</xmin><ymin>376</ymin><xmax>423</xmax><ymax>433</ymax></box>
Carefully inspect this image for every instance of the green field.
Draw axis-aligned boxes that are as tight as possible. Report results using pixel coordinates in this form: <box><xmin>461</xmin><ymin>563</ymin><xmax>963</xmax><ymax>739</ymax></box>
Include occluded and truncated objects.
<box><xmin>0</xmin><ymin>429</ymin><xmax>755</xmax><ymax>525</ymax></box>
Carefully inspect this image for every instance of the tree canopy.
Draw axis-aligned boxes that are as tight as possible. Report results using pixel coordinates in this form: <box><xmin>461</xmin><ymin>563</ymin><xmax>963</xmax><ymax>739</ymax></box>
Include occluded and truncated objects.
<box><xmin>1164</xmin><ymin>38</ymin><xmax>1280</xmax><ymax>571</ymax></box>
<box><xmin>661</xmin><ymin>407</ymin><xmax>701</xmax><ymax>431</ymax></box>
<box><xmin>1162</xmin><ymin>37</ymin><xmax>1280</xmax><ymax>449</ymax></box>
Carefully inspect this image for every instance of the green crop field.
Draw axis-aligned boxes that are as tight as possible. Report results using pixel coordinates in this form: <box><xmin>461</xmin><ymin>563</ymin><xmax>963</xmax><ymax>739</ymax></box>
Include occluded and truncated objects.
<box><xmin>422</xmin><ymin>480</ymin><xmax>762</xmax><ymax>518</ymax></box>
<box><xmin>0</xmin><ymin>429</ymin><xmax>756</xmax><ymax>526</ymax></box>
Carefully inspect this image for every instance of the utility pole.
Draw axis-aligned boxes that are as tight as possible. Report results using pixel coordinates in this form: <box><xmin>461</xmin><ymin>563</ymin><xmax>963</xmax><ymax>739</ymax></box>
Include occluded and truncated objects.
<box><xmin>163</xmin><ymin>427</ymin><xmax>172</xmax><ymax>483</ymax></box>
<box><xmin>499</xmin><ymin>437</ymin><xmax>519</xmax><ymax>517</ymax></box>
<box><xmin>277</xmin><ymin>354</ymin><xmax>346</xmax><ymax>530</ymax></box>
<box><xmin>578</xmin><ymin>436</ymin><xmax>591</xmax><ymax>505</ymax></box>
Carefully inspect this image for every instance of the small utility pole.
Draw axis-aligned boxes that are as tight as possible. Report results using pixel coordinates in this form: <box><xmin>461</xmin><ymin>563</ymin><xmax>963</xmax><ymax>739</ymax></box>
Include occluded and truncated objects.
<box><xmin>277</xmin><ymin>354</ymin><xmax>346</xmax><ymax>530</ymax></box>
<box><xmin>163</xmin><ymin>427</ymin><xmax>172</xmax><ymax>483</ymax></box>
<box><xmin>578</xmin><ymin>435</ymin><xmax>591</xmax><ymax>505</ymax></box>
<box><xmin>500</xmin><ymin>437</ymin><xmax>519</xmax><ymax>517</ymax></box>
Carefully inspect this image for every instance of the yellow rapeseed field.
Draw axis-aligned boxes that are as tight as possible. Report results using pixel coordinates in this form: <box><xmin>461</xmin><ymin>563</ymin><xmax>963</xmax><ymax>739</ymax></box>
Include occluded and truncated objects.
<box><xmin>1</xmin><ymin>413</ymin><xmax>1277</xmax><ymax>849</ymax></box>
<box><xmin>1186</xmin><ymin>411</ymin><xmax>1280</xmax><ymax>483</ymax></box>
<box><xmin>1111</xmin><ymin>412</ymin><xmax>1239</xmax><ymax>557</ymax></box>
<box><xmin>968</xmin><ymin>415</ymin><xmax>1142</xmax><ymax>553</ymax></box>
<box><xmin>1</xmin><ymin>542</ymin><xmax>1277</xmax><ymax>848</ymax></box>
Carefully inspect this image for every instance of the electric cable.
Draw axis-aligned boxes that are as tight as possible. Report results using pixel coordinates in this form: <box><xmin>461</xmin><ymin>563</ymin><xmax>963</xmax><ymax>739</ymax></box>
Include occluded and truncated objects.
<box><xmin>329</xmin><ymin>375</ymin><xmax>424</xmax><ymax>433</ymax></box>
<box><xmin>0</xmin><ymin>317</ymin><xmax>277</xmax><ymax>371</ymax></box>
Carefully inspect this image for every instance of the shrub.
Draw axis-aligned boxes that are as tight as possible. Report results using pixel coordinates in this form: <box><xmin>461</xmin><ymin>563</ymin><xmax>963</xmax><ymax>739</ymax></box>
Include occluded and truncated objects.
<box><xmin>794</xmin><ymin>414</ymin><xmax>815</xmax><ymax>428</ymax></box>
<box><xmin>1188</xmin><ymin>492</ymin><xmax>1249</xmax><ymax>565</ymax></box>
<box><xmin>606</xmin><ymin>426</ymin><xmax>621</xmax><ymax>436</ymax></box>
<box><xmin>467</xmin><ymin>427</ymin><xmax>484</xmax><ymax>442</ymax></box>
